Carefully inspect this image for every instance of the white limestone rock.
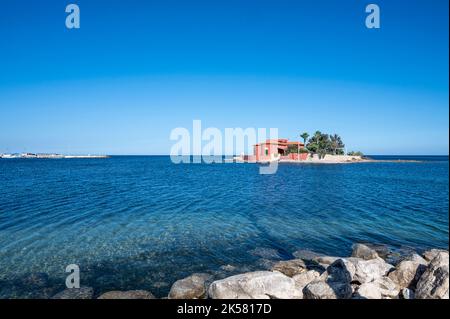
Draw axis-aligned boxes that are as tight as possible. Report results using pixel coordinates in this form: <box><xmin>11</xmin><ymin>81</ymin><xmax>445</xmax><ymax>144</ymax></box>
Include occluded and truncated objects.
<box><xmin>303</xmin><ymin>280</ymin><xmax>352</xmax><ymax>299</ymax></box>
<box><xmin>373</xmin><ymin>276</ymin><xmax>400</xmax><ymax>298</ymax></box>
<box><xmin>423</xmin><ymin>249</ymin><xmax>448</xmax><ymax>262</ymax></box>
<box><xmin>388</xmin><ymin>256</ymin><xmax>427</xmax><ymax>289</ymax></box>
<box><xmin>292</xmin><ymin>270</ymin><xmax>322</xmax><ymax>288</ymax></box>
<box><xmin>354</xmin><ymin>282</ymin><xmax>382</xmax><ymax>299</ymax></box>
<box><xmin>208</xmin><ymin>271</ymin><xmax>303</xmax><ymax>299</ymax></box>
<box><xmin>168</xmin><ymin>273</ymin><xmax>212</xmax><ymax>299</ymax></box>
<box><xmin>348</xmin><ymin>257</ymin><xmax>394</xmax><ymax>283</ymax></box>
<box><xmin>415</xmin><ymin>251</ymin><xmax>449</xmax><ymax>299</ymax></box>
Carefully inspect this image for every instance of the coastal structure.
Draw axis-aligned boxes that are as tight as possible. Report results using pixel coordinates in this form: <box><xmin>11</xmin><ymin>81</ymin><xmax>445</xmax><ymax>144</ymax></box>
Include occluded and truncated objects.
<box><xmin>253</xmin><ymin>139</ymin><xmax>306</xmax><ymax>162</ymax></box>
<box><xmin>231</xmin><ymin>138</ymin><xmax>366</xmax><ymax>164</ymax></box>
<box><xmin>234</xmin><ymin>138</ymin><xmax>307</xmax><ymax>162</ymax></box>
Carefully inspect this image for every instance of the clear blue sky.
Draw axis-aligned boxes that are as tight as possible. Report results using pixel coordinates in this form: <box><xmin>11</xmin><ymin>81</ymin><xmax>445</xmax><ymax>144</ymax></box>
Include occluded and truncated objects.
<box><xmin>0</xmin><ymin>0</ymin><xmax>448</xmax><ymax>155</ymax></box>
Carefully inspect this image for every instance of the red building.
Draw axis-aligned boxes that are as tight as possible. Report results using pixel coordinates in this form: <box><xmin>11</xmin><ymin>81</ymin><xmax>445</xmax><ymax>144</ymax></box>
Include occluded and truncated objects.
<box><xmin>253</xmin><ymin>139</ymin><xmax>306</xmax><ymax>162</ymax></box>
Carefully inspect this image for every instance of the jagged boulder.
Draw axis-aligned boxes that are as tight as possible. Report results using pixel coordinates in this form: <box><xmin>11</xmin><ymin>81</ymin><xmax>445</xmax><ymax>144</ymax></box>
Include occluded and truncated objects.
<box><xmin>388</xmin><ymin>255</ymin><xmax>428</xmax><ymax>289</ymax></box>
<box><xmin>423</xmin><ymin>249</ymin><xmax>448</xmax><ymax>262</ymax></box>
<box><xmin>348</xmin><ymin>257</ymin><xmax>393</xmax><ymax>283</ymax></box>
<box><xmin>354</xmin><ymin>282</ymin><xmax>382</xmax><ymax>299</ymax></box>
<box><xmin>405</xmin><ymin>253</ymin><xmax>428</xmax><ymax>265</ymax></box>
<box><xmin>168</xmin><ymin>273</ymin><xmax>212</xmax><ymax>299</ymax></box>
<box><xmin>303</xmin><ymin>280</ymin><xmax>352</xmax><ymax>299</ymax></box>
<box><xmin>353</xmin><ymin>276</ymin><xmax>400</xmax><ymax>299</ymax></box>
<box><xmin>208</xmin><ymin>271</ymin><xmax>303</xmax><ymax>299</ymax></box>
<box><xmin>52</xmin><ymin>287</ymin><xmax>94</xmax><ymax>299</ymax></box>
<box><xmin>373</xmin><ymin>276</ymin><xmax>400</xmax><ymax>298</ymax></box>
<box><xmin>415</xmin><ymin>251</ymin><xmax>449</xmax><ymax>299</ymax></box>
<box><xmin>271</xmin><ymin>259</ymin><xmax>307</xmax><ymax>277</ymax></box>
<box><xmin>292</xmin><ymin>270</ymin><xmax>322</xmax><ymax>288</ymax></box>
<box><xmin>98</xmin><ymin>290</ymin><xmax>155</xmax><ymax>299</ymax></box>
<box><xmin>352</xmin><ymin>243</ymin><xmax>379</xmax><ymax>260</ymax></box>
<box><xmin>325</xmin><ymin>257</ymin><xmax>392</xmax><ymax>284</ymax></box>
<box><xmin>326</xmin><ymin>259</ymin><xmax>356</xmax><ymax>283</ymax></box>
<box><xmin>302</xmin><ymin>258</ymin><xmax>353</xmax><ymax>299</ymax></box>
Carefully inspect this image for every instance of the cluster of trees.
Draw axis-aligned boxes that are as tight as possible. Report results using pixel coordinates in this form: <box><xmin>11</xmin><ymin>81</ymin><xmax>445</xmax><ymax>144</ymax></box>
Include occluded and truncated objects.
<box><xmin>347</xmin><ymin>151</ymin><xmax>364</xmax><ymax>156</ymax></box>
<box><xmin>286</xmin><ymin>131</ymin><xmax>364</xmax><ymax>159</ymax></box>
<box><xmin>304</xmin><ymin>131</ymin><xmax>345</xmax><ymax>158</ymax></box>
<box><xmin>286</xmin><ymin>131</ymin><xmax>345</xmax><ymax>159</ymax></box>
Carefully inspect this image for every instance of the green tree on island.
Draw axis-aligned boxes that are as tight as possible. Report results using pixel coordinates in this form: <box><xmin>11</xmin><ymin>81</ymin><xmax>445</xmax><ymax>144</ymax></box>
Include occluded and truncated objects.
<box><xmin>300</xmin><ymin>132</ymin><xmax>309</xmax><ymax>146</ymax></box>
<box><xmin>330</xmin><ymin>134</ymin><xmax>345</xmax><ymax>155</ymax></box>
<box><xmin>306</xmin><ymin>131</ymin><xmax>326</xmax><ymax>158</ymax></box>
<box><xmin>304</xmin><ymin>131</ymin><xmax>345</xmax><ymax>159</ymax></box>
<box><xmin>297</xmin><ymin>132</ymin><xmax>309</xmax><ymax>157</ymax></box>
<box><xmin>348</xmin><ymin>151</ymin><xmax>364</xmax><ymax>156</ymax></box>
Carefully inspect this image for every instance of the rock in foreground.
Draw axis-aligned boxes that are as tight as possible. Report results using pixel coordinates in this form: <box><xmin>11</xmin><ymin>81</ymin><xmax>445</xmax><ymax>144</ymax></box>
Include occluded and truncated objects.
<box><xmin>208</xmin><ymin>271</ymin><xmax>303</xmax><ymax>299</ymax></box>
<box><xmin>388</xmin><ymin>255</ymin><xmax>427</xmax><ymax>289</ymax></box>
<box><xmin>52</xmin><ymin>287</ymin><xmax>94</xmax><ymax>299</ymax></box>
<box><xmin>168</xmin><ymin>273</ymin><xmax>212</xmax><ymax>299</ymax></box>
<box><xmin>292</xmin><ymin>270</ymin><xmax>322</xmax><ymax>288</ymax></box>
<box><xmin>354</xmin><ymin>282</ymin><xmax>382</xmax><ymax>299</ymax></box>
<box><xmin>303</xmin><ymin>280</ymin><xmax>352</xmax><ymax>299</ymax></box>
<box><xmin>98</xmin><ymin>290</ymin><xmax>155</xmax><ymax>299</ymax></box>
<box><xmin>349</xmin><ymin>257</ymin><xmax>393</xmax><ymax>283</ymax></box>
<box><xmin>372</xmin><ymin>276</ymin><xmax>400</xmax><ymax>298</ymax></box>
<box><xmin>423</xmin><ymin>249</ymin><xmax>448</xmax><ymax>262</ymax></box>
<box><xmin>415</xmin><ymin>251</ymin><xmax>449</xmax><ymax>299</ymax></box>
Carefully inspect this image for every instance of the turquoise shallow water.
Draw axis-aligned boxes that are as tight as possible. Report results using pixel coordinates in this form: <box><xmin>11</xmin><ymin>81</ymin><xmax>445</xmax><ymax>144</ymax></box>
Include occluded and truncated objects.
<box><xmin>0</xmin><ymin>155</ymin><xmax>448</xmax><ymax>298</ymax></box>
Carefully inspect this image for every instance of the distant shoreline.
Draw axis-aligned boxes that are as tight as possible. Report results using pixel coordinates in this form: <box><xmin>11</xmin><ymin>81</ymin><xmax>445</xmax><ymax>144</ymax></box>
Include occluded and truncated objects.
<box><xmin>1</xmin><ymin>154</ymin><xmax>448</xmax><ymax>160</ymax></box>
<box><xmin>277</xmin><ymin>158</ymin><xmax>424</xmax><ymax>164</ymax></box>
<box><xmin>231</xmin><ymin>154</ymin><xmax>431</xmax><ymax>165</ymax></box>
<box><xmin>0</xmin><ymin>154</ymin><xmax>109</xmax><ymax>159</ymax></box>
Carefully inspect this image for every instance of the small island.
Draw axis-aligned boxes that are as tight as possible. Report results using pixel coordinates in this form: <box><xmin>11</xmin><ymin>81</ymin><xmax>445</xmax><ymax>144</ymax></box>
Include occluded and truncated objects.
<box><xmin>232</xmin><ymin>131</ymin><xmax>418</xmax><ymax>164</ymax></box>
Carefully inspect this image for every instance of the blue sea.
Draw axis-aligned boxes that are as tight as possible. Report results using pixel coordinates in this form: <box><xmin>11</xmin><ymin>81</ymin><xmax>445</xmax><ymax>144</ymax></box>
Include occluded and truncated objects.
<box><xmin>0</xmin><ymin>155</ymin><xmax>448</xmax><ymax>298</ymax></box>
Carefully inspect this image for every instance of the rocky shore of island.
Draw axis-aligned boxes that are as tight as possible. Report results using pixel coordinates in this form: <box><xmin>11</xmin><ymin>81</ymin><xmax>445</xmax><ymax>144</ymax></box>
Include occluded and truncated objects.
<box><xmin>49</xmin><ymin>243</ymin><xmax>449</xmax><ymax>300</ymax></box>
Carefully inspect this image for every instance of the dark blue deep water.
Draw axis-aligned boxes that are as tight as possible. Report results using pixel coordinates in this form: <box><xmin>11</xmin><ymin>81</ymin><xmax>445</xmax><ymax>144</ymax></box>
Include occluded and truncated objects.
<box><xmin>0</xmin><ymin>156</ymin><xmax>448</xmax><ymax>298</ymax></box>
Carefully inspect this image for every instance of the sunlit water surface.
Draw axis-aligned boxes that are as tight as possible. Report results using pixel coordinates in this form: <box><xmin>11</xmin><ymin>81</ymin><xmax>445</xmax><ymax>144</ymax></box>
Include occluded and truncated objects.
<box><xmin>0</xmin><ymin>156</ymin><xmax>448</xmax><ymax>298</ymax></box>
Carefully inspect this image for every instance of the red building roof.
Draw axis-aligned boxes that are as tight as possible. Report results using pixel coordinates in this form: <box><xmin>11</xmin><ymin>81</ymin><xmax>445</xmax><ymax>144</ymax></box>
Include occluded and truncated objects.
<box><xmin>254</xmin><ymin>139</ymin><xmax>304</xmax><ymax>148</ymax></box>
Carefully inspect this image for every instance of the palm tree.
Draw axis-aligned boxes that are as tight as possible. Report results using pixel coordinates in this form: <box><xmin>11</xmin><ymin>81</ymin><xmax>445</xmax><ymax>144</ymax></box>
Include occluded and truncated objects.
<box><xmin>330</xmin><ymin>134</ymin><xmax>345</xmax><ymax>155</ymax></box>
<box><xmin>299</xmin><ymin>132</ymin><xmax>310</xmax><ymax>160</ymax></box>
<box><xmin>300</xmin><ymin>132</ymin><xmax>309</xmax><ymax>145</ymax></box>
<box><xmin>330</xmin><ymin>134</ymin><xmax>337</xmax><ymax>155</ymax></box>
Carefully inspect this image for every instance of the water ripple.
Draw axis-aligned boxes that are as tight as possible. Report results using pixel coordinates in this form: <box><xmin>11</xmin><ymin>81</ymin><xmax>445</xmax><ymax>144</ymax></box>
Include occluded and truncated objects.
<box><xmin>0</xmin><ymin>156</ymin><xmax>448</xmax><ymax>298</ymax></box>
